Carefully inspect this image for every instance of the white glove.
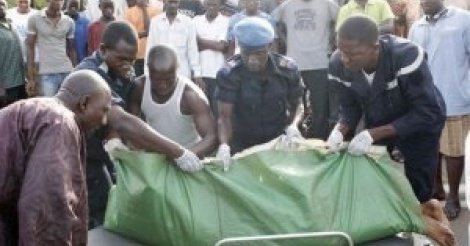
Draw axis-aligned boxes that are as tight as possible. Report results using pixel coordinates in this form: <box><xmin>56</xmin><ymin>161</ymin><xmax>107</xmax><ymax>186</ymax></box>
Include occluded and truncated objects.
<box><xmin>103</xmin><ymin>138</ymin><xmax>129</xmax><ymax>153</ymax></box>
<box><xmin>103</xmin><ymin>138</ymin><xmax>129</xmax><ymax>161</ymax></box>
<box><xmin>348</xmin><ymin>130</ymin><xmax>374</xmax><ymax>156</ymax></box>
<box><xmin>174</xmin><ymin>149</ymin><xmax>204</xmax><ymax>172</ymax></box>
<box><xmin>326</xmin><ymin>124</ymin><xmax>344</xmax><ymax>152</ymax></box>
<box><xmin>216</xmin><ymin>144</ymin><xmax>231</xmax><ymax>171</ymax></box>
<box><xmin>280</xmin><ymin>125</ymin><xmax>304</xmax><ymax>148</ymax></box>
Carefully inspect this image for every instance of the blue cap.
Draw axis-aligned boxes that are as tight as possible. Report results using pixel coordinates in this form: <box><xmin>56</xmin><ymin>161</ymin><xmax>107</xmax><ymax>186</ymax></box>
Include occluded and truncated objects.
<box><xmin>233</xmin><ymin>17</ymin><xmax>275</xmax><ymax>51</ymax></box>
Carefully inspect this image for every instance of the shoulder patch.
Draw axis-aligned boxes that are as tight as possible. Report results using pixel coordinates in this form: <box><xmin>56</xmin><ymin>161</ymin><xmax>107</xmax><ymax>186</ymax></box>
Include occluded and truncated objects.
<box><xmin>278</xmin><ymin>55</ymin><xmax>297</xmax><ymax>70</ymax></box>
<box><xmin>227</xmin><ymin>58</ymin><xmax>240</xmax><ymax>68</ymax></box>
<box><xmin>224</xmin><ymin>55</ymin><xmax>243</xmax><ymax>69</ymax></box>
<box><xmin>217</xmin><ymin>55</ymin><xmax>242</xmax><ymax>77</ymax></box>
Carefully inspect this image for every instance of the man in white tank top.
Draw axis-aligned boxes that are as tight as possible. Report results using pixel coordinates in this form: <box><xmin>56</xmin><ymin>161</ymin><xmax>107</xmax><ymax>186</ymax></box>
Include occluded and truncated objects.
<box><xmin>129</xmin><ymin>44</ymin><xmax>217</xmax><ymax>158</ymax></box>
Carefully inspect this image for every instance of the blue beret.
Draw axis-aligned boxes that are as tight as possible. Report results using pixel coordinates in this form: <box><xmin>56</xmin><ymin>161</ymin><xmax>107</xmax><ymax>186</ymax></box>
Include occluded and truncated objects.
<box><xmin>233</xmin><ymin>17</ymin><xmax>275</xmax><ymax>51</ymax></box>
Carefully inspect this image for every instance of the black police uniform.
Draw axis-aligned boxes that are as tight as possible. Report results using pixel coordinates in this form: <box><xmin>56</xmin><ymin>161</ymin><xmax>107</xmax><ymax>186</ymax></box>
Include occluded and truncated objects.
<box><xmin>216</xmin><ymin>53</ymin><xmax>304</xmax><ymax>153</ymax></box>
<box><xmin>74</xmin><ymin>52</ymin><xmax>135</xmax><ymax>228</ymax></box>
<box><xmin>328</xmin><ymin>35</ymin><xmax>446</xmax><ymax>203</ymax></box>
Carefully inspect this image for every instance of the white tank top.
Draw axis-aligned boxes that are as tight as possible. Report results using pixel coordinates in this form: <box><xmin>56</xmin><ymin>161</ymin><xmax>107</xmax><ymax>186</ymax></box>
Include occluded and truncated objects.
<box><xmin>141</xmin><ymin>75</ymin><xmax>202</xmax><ymax>148</ymax></box>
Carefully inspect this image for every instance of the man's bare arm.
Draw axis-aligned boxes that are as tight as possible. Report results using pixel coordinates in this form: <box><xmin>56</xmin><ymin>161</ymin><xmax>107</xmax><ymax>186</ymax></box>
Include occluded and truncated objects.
<box><xmin>182</xmin><ymin>88</ymin><xmax>217</xmax><ymax>158</ymax></box>
<box><xmin>128</xmin><ymin>76</ymin><xmax>145</xmax><ymax>118</ymax></box>
<box><xmin>368</xmin><ymin>124</ymin><xmax>397</xmax><ymax>142</ymax></box>
<box><xmin>225</xmin><ymin>41</ymin><xmax>236</xmax><ymax>59</ymax></box>
<box><xmin>217</xmin><ymin>102</ymin><xmax>234</xmax><ymax>145</ymax></box>
<box><xmin>66</xmin><ymin>38</ymin><xmax>78</xmax><ymax>67</ymax></box>
<box><xmin>197</xmin><ymin>36</ymin><xmax>227</xmax><ymax>52</ymax></box>
<box><xmin>25</xmin><ymin>34</ymin><xmax>37</xmax><ymax>93</ymax></box>
<box><xmin>107</xmin><ymin>105</ymin><xmax>184</xmax><ymax>159</ymax></box>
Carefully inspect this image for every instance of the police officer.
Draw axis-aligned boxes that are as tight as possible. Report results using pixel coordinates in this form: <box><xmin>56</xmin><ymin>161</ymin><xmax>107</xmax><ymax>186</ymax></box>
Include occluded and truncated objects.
<box><xmin>215</xmin><ymin>17</ymin><xmax>304</xmax><ymax>170</ymax></box>
<box><xmin>326</xmin><ymin>16</ymin><xmax>453</xmax><ymax>243</ymax></box>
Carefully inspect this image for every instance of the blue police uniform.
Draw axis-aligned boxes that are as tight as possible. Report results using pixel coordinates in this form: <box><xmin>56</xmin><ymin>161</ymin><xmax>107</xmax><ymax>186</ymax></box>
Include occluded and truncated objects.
<box><xmin>216</xmin><ymin>17</ymin><xmax>304</xmax><ymax>153</ymax></box>
<box><xmin>216</xmin><ymin>17</ymin><xmax>303</xmax><ymax>152</ymax></box>
<box><xmin>74</xmin><ymin>52</ymin><xmax>135</xmax><ymax>228</ymax></box>
<box><xmin>217</xmin><ymin>54</ymin><xmax>304</xmax><ymax>153</ymax></box>
<box><xmin>328</xmin><ymin>35</ymin><xmax>446</xmax><ymax>203</ymax></box>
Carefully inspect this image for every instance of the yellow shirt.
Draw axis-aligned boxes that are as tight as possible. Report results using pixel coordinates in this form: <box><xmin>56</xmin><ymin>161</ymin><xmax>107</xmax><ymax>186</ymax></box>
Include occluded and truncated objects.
<box><xmin>125</xmin><ymin>6</ymin><xmax>161</xmax><ymax>59</ymax></box>
<box><xmin>336</xmin><ymin>0</ymin><xmax>395</xmax><ymax>30</ymax></box>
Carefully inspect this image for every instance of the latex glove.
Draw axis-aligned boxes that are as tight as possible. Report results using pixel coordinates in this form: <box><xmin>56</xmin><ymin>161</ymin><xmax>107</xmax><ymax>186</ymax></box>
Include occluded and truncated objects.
<box><xmin>103</xmin><ymin>138</ymin><xmax>130</xmax><ymax>161</ymax></box>
<box><xmin>326</xmin><ymin>124</ymin><xmax>344</xmax><ymax>152</ymax></box>
<box><xmin>348</xmin><ymin>130</ymin><xmax>374</xmax><ymax>156</ymax></box>
<box><xmin>280</xmin><ymin>125</ymin><xmax>304</xmax><ymax>148</ymax></box>
<box><xmin>104</xmin><ymin>138</ymin><xmax>129</xmax><ymax>151</ymax></box>
<box><xmin>174</xmin><ymin>149</ymin><xmax>204</xmax><ymax>172</ymax></box>
<box><xmin>216</xmin><ymin>144</ymin><xmax>231</xmax><ymax>171</ymax></box>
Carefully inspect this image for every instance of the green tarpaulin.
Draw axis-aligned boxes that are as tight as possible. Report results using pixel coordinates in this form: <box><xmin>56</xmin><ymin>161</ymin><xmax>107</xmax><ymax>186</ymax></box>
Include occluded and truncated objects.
<box><xmin>103</xmin><ymin>139</ymin><xmax>426</xmax><ymax>245</ymax></box>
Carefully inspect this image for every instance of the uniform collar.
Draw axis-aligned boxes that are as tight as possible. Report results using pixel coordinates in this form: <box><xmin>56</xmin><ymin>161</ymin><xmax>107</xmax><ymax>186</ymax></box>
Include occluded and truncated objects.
<box><xmin>94</xmin><ymin>51</ymin><xmax>126</xmax><ymax>83</ymax></box>
<box><xmin>268</xmin><ymin>54</ymin><xmax>285</xmax><ymax>76</ymax></box>
<box><xmin>237</xmin><ymin>54</ymin><xmax>282</xmax><ymax>77</ymax></box>
<box><xmin>93</xmin><ymin>51</ymin><xmax>109</xmax><ymax>73</ymax></box>
<box><xmin>253</xmin><ymin>54</ymin><xmax>290</xmax><ymax>78</ymax></box>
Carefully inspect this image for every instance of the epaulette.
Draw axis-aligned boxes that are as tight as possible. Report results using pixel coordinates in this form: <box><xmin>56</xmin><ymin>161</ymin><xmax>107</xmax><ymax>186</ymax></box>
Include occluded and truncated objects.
<box><xmin>226</xmin><ymin>55</ymin><xmax>242</xmax><ymax>68</ymax></box>
<box><xmin>217</xmin><ymin>55</ymin><xmax>242</xmax><ymax>77</ymax></box>
<box><xmin>277</xmin><ymin>55</ymin><xmax>297</xmax><ymax>70</ymax></box>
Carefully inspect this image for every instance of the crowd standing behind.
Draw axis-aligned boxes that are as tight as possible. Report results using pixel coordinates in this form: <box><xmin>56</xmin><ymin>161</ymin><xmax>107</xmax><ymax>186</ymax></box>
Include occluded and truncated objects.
<box><xmin>0</xmin><ymin>0</ymin><xmax>469</xmax><ymax>243</ymax></box>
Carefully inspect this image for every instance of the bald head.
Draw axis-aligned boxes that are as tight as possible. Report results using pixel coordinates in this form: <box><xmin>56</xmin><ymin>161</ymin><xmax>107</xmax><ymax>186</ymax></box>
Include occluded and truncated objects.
<box><xmin>57</xmin><ymin>70</ymin><xmax>112</xmax><ymax>133</ymax></box>
<box><xmin>59</xmin><ymin>70</ymin><xmax>111</xmax><ymax>98</ymax></box>
<box><xmin>147</xmin><ymin>44</ymin><xmax>178</xmax><ymax>71</ymax></box>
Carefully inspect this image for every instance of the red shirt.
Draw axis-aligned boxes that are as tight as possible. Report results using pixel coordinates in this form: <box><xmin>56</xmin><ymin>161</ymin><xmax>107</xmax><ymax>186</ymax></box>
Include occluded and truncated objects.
<box><xmin>87</xmin><ymin>20</ymin><xmax>106</xmax><ymax>55</ymax></box>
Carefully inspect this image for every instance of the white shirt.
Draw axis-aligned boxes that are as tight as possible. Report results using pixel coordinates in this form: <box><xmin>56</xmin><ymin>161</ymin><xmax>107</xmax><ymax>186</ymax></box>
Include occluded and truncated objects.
<box><xmin>409</xmin><ymin>7</ymin><xmax>470</xmax><ymax>116</ymax></box>
<box><xmin>271</xmin><ymin>0</ymin><xmax>339</xmax><ymax>70</ymax></box>
<box><xmin>193</xmin><ymin>13</ymin><xmax>229</xmax><ymax>79</ymax></box>
<box><xmin>362</xmin><ymin>70</ymin><xmax>376</xmax><ymax>85</ymax></box>
<box><xmin>6</xmin><ymin>7</ymin><xmax>38</xmax><ymax>62</ymax></box>
<box><xmin>146</xmin><ymin>13</ymin><xmax>201</xmax><ymax>78</ymax></box>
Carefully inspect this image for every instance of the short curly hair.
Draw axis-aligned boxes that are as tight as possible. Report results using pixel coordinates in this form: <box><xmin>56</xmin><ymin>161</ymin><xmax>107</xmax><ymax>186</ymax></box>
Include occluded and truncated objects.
<box><xmin>338</xmin><ymin>15</ymin><xmax>379</xmax><ymax>45</ymax></box>
<box><xmin>101</xmin><ymin>21</ymin><xmax>138</xmax><ymax>50</ymax></box>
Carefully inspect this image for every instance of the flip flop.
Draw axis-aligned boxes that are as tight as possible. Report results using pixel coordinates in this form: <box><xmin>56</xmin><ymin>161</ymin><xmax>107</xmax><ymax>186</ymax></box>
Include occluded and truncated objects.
<box><xmin>444</xmin><ymin>199</ymin><xmax>461</xmax><ymax>221</ymax></box>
